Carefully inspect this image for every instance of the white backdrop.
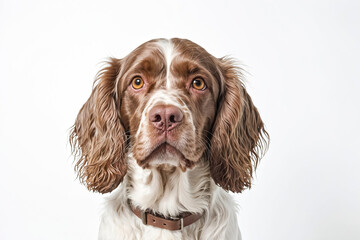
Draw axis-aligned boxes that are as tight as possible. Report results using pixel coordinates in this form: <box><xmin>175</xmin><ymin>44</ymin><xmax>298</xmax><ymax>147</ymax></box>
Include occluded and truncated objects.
<box><xmin>1</xmin><ymin>0</ymin><xmax>359</xmax><ymax>239</ymax></box>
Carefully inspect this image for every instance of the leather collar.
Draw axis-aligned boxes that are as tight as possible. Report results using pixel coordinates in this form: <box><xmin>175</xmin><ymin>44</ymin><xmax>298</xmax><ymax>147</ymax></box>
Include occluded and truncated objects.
<box><xmin>128</xmin><ymin>200</ymin><xmax>203</xmax><ymax>231</ymax></box>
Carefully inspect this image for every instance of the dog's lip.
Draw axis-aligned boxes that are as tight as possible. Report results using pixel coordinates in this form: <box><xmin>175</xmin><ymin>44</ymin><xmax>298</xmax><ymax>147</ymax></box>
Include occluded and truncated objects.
<box><xmin>144</xmin><ymin>142</ymin><xmax>183</xmax><ymax>161</ymax></box>
<box><xmin>138</xmin><ymin>141</ymin><xmax>195</xmax><ymax>169</ymax></box>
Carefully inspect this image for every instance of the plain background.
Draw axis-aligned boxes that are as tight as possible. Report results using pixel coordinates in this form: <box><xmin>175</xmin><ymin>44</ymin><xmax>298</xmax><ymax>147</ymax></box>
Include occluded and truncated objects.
<box><xmin>1</xmin><ymin>0</ymin><xmax>359</xmax><ymax>239</ymax></box>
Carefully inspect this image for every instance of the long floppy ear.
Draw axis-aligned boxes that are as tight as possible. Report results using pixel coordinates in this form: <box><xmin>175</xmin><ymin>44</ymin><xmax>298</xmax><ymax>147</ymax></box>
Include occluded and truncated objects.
<box><xmin>69</xmin><ymin>58</ymin><xmax>127</xmax><ymax>193</ymax></box>
<box><xmin>210</xmin><ymin>57</ymin><xmax>269</xmax><ymax>193</ymax></box>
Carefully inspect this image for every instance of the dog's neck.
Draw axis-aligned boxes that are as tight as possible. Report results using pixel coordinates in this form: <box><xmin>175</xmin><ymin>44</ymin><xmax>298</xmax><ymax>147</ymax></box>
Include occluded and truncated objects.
<box><xmin>126</xmin><ymin>156</ymin><xmax>211</xmax><ymax>217</ymax></box>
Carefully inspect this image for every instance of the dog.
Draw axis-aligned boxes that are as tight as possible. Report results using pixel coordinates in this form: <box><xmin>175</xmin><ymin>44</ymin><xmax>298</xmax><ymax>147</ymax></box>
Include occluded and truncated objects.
<box><xmin>70</xmin><ymin>38</ymin><xmax>268</xmax><ymax>240</ymax></box>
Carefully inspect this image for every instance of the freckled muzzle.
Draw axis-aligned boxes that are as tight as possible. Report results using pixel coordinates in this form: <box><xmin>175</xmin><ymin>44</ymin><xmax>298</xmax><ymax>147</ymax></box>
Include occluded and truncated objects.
<box><xmin>132</xmin><ymin>94</ymin><xmax>198</xmax><ymax>170</ymax></box>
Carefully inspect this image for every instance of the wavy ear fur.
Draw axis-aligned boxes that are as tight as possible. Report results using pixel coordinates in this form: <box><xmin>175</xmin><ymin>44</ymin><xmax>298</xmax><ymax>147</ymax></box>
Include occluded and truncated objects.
<box><xmin>70</xmin><ymin>58</ymin><xmax>127</xmax><ymax>193</ymax></box>
<box><xmin>210</xmin><ymin>58</ymin><xmax>269</xmax><ymax>193</ymax></box>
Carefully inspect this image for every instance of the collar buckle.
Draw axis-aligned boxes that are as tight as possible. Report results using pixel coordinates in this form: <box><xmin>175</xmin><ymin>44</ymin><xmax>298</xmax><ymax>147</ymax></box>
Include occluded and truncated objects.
<box><xmin>141</xmin><ymin>210</ymin><xmax>148</xmax><ymax>225</ymax></box>
<box><xmin>169</xmin><ymin>216</ymin><xmax>184</xmax><ymax>230</ymax></box>
<box><xmin>180</xmin><ymin>217</ymin><xmax>184</xmax><ymax>230</ymax></box>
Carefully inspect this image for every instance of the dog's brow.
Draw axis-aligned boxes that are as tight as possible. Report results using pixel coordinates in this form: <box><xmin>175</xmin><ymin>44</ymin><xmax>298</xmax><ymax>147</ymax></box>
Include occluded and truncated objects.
<box><xmin>129</xmin><ymin>58</ymin><xmax>165</xmax><ymax>77</ymax></box>
<box><xmin>188</xmin><ymin>66</ymin><xmax>200</xmax><ymax>75</ymax></box>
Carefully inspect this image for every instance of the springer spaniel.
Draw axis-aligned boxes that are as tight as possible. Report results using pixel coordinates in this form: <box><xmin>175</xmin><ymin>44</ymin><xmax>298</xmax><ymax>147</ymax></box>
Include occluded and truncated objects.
<box><xmin>70</xmin><ymin>38</ymin><xmax>268</xmax><ymax>240</ymax></box>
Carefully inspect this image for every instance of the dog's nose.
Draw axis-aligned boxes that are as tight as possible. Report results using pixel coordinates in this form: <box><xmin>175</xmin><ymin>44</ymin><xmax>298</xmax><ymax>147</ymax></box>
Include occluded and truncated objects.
<box><xmin>149</xmin><ymin>105</ymin><xmax>183</xmax><ymax>131</ymax></box>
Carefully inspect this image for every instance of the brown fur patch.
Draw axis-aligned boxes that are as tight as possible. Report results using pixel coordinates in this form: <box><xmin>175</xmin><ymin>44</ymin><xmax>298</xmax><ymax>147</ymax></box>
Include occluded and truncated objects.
<box><xmin>209</xmin><ymin>58</ymin><xmax>269</xmax><ymax>192</ymax></box>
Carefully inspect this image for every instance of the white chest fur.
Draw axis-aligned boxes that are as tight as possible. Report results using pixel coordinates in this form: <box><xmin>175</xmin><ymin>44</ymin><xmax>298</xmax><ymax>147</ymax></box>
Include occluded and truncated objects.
<box><xmin>98</xmin><ymin>157</ymin><xmax>242</xmax><ymax>240</ymax></box>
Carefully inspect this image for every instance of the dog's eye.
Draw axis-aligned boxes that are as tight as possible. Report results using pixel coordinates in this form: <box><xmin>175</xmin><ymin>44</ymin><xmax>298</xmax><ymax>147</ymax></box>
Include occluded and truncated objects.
<box><xmin>131</xmin><ymin>77</ymin><xmax>144</xmax><ymax>89</ymax></box>
<box><xmin>191</xmin><ymin>78</ymin><xmax>206</xmax><ymax>90</ymax></box>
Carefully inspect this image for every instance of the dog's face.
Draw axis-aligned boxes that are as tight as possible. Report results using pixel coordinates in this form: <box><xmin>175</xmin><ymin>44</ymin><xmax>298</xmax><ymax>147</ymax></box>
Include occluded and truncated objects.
<box><xmin>70</xmin><ymin>38</ymin><xmax>268</xmax><ymax>194</ymax></box>
<box><xmin>119</xmin><ymin>39</ymin><xmax>220</xmax><ymax>170</ymax></box>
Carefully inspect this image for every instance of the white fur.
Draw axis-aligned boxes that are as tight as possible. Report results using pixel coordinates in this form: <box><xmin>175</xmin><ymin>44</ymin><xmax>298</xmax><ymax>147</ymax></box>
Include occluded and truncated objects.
<box><xmin>156</xmin><ymin>39</ymin><xmax>174</xmax><ymax>89</ymax></box>
<box><xmin>98</xmin><ymin>155</ymin><xmax>242</xmax><ymax>240</ymax></box>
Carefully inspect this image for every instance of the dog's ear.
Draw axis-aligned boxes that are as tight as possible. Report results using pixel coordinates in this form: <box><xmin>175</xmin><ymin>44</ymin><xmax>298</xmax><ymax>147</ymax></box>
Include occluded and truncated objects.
<box><xmin>70</xmin><ymin>58</ymin><xmax>127</xmax><ymax>193</ymax></box>
<box><xmin>209</xmin><ymin>58</ymin><xmax>269</xmax><ymax>193</ymax></box>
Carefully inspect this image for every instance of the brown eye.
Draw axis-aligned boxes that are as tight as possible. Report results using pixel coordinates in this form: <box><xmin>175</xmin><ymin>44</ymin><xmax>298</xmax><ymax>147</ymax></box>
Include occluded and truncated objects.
<box><xmin>131</xmin><ymin>77</ymin><xmax>144</xmax><ymax>89</ymax></box>
<box><xmin>191</xmin><ymin>78</ymin><xmax>206</xmax><ymax>90</ymax></box>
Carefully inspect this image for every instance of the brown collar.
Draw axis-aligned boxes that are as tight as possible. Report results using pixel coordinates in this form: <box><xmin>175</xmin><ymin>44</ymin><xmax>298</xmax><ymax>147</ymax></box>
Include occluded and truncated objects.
<box><xmin>128</xmin><ymin>201</ymin><xmax>203</xmax><ymax>231</ymax></box>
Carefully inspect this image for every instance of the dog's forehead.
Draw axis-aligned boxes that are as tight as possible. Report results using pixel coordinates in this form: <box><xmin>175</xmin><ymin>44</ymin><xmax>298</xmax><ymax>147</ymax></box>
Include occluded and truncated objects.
<box><xmin>156</xmin><ymin>39</ymin><xmax>179</xmax><ymax>89</ymax></box>
<box><xmin>155</xmin><ymin>39</ymin><xmax>174</xmax><ymax>88</ymax></box>
<box><xmin>154</xmin><ymin>39</ymin><xmax>218</xmax><ymax>89</ymax></box>
<box><xmin>118</xmin><ymin>38</ymin><xmax>219</xmax><ymax>99</ymax></box>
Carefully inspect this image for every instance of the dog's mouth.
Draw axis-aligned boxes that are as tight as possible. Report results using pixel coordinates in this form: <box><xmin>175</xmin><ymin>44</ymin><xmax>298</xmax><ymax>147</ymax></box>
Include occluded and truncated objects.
<box><xmin>138</xmin><ymin>142</ymin><xmax>195</xmax><ymax>170</ymax></box>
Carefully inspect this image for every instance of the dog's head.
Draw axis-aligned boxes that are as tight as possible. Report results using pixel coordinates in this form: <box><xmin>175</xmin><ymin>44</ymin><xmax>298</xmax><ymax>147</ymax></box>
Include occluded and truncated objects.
<box><xmin>70</xmin><ymin>38</ymin><xmax>268</xmax><ymax>194</ymax></box>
